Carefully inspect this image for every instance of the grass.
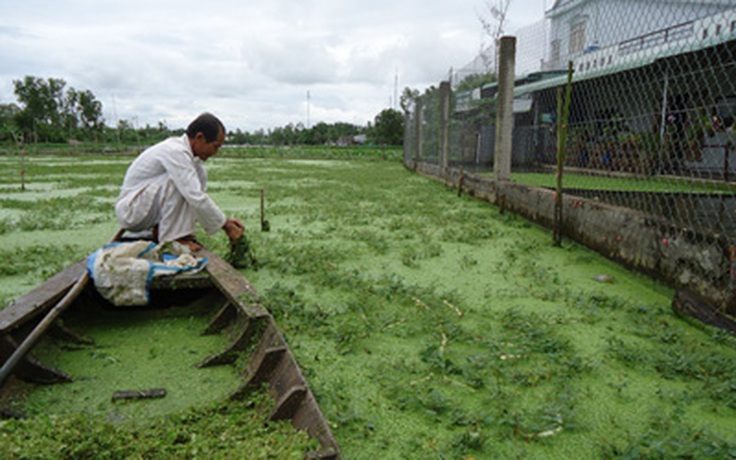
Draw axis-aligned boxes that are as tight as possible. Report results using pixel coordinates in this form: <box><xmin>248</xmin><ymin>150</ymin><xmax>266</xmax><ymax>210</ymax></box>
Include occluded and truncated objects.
<box><xmin>509</xmin><ymin>171</ymin><xmax>736</xmax><ymax>193</ymax></box>
<box><xmin>1</xmin><ymin>148</ymin><xmax>735</xmax><ymax>459</ymax></box>
<box><xmin>221</xmin><ymin>144</ymin><xmax>403</xmax><ymax>161</ymax></box>
<box><xmin>0</xmin><ymin>141</ymin><xmax>402</xmax><ymax>161</ymax></box>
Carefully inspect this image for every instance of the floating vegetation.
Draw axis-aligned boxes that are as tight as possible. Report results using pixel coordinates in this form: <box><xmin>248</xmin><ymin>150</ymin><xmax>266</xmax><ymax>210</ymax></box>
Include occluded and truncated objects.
<box><xmin>227</xmin><ymin>234</ymin><xmax>259</xmax><ymax>269</ymax></box>
<box><xmin>0</xmin><ymin>390</ymin><xmax>317</xmax><ymax>459</ymax></box>
<box><xmin>0</xmin><ymin>196</ymin><xmax>110</xmax><ymax>235</ymax></box>
<box><xmin>0</xmin><ymin>244</ymin><xmax>81</xmax><ymax>279</ymax></box>
<box><xmin>1</xmin><ymin>152</ymin><xmax>736</xmax><ymax>459</ymax></box>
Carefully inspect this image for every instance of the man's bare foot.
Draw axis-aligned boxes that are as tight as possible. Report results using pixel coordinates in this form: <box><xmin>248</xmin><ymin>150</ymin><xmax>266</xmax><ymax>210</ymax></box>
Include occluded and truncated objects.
<box><xmin>176</xmin><ymin>235</ymin><xmax>203</xmax><ymax>252</ymax></box>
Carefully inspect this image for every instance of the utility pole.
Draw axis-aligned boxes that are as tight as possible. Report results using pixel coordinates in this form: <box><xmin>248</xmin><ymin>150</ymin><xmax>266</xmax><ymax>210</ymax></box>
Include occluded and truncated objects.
<box><xmin>306</xmin><ymin>91</ymin><xmax>311</xmax><ymax>129</ymax></box>
<box><xmin>393</xmin><ymin>68</ymin><xmax>399</xmax><ymax>110</ymax></box>
<box><xmin>112</xmin><ymin>94</ymin><xmax>120</xmax><ymax>145</ymax></box>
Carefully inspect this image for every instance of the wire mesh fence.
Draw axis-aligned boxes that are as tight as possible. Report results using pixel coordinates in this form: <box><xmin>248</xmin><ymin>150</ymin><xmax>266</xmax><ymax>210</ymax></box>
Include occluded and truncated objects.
<box><xmin>405</xmin><ymin>1</ymin><xmax>736</xmax><ymax>310</ymax></box>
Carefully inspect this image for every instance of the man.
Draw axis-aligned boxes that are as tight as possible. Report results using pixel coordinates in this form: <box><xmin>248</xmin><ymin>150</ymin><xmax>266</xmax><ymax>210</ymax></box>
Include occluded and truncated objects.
<box><xmin>115</xmin><ymin>112</ymin><xmax>244</xmax><ymax>251</ymax></box>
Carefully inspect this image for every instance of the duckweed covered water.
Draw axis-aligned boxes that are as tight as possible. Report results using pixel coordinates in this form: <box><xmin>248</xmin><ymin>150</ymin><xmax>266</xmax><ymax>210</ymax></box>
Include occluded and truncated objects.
<box><xmin>1</xmin><ymin>151</ymin><xmax>736</xmax><ymax>459</ymax></box>
<box><xmin>14</xmin><ymin>295</ymin><xmax>243</xmax><ymax>420</ymax></box>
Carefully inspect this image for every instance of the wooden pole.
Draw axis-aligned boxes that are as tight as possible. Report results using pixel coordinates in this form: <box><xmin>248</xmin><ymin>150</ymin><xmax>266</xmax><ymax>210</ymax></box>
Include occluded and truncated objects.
<box><xmin>21</xmin><ymin>146</ymin><xmax>26</xmax><ymax>191</ymax></box>
<box><xmin>260</xmin><ymin>188</ymin><xmax>270</xmax><ymax>232</ymax></box>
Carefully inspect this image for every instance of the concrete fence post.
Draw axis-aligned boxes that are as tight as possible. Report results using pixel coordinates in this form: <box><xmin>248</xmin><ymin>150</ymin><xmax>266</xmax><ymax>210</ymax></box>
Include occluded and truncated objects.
<box><xmin>494</xmin><ymin>36</ymin><xmax>516</xmax><ymax>181</ymax></box>
<box><xmin>415</xmin><ymin>98</ymin><xmax>423</xmax><ymax>165</ymax></box>
<box><xmin>403</xmin><ymin>111</ymin><xmax>410</xmax><ymax>164</ymax></box>
<box><xmin>439</xmin><ymin>81</ymin><xmax>451</xmax><ymax>171</ymax></box>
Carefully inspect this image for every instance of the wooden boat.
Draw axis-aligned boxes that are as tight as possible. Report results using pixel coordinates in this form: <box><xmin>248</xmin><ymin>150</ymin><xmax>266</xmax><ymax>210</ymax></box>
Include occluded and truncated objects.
<box><xmin>0</xmin><ymin>247</ymin><xmax>341</xmax><ymax>459</ymax></box>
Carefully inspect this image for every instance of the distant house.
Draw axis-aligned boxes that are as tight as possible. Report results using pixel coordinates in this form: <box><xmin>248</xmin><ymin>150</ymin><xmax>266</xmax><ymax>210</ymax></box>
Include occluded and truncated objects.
<box><xmin>334</xmin><ymin>134</ymin><xmax>367</xmax><ymax>146</ymax></box>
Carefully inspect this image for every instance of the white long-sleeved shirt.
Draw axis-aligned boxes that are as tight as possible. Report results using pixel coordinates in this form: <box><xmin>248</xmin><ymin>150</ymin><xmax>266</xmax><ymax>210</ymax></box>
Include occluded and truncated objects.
<box><xmin>118</xmin><ymin>134</ymin><xmax>226</xmax><ymax>234</ymax></box>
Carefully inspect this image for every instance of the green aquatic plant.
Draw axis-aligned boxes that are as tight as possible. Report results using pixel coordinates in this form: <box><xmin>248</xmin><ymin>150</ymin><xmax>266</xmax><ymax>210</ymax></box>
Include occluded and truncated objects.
<box><xmin>227</xmin><ymin>234</ymin><xmax>258</xmax><ymax>269</ymax></box>
<box><xmin>598</xmin><ymin>412</ymin><xmax>736</xmax><ymax>458</ymax></box>
<box><xmin>2</xmin><ymin>153</ymin><xmax>736</xmax><ymax>459</ymax></box>
<box><xmin>0</xmin><ymin>196</ymin><xmax>110</xmax><ymax>235</ymax></box>
<box><xmin>0</xmin><ymin>244</ymin><xmax>80</xmax><ymax>278</ymax></box>
<box><xmin>0</xmin><ymin>390</ymin><xmax>317</xmax><ymax>459</ymax></box>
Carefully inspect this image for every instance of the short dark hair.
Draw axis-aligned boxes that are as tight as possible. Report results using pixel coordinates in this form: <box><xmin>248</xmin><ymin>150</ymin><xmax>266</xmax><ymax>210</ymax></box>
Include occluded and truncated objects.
<box><xmin>186</xmin><ymin>113</ymin><xmax>225</xmax><ymax>142</ymax></box>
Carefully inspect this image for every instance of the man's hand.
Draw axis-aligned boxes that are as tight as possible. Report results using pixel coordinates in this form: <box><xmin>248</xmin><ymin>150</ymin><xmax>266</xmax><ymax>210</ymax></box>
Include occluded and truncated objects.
<box><xmin>223</xmin><ymin>218</ymin><xmax>245</xmax><ymax>242</ymax></box>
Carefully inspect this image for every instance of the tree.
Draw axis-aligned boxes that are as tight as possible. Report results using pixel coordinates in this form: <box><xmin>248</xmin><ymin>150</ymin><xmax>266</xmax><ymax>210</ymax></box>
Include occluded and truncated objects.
<box><xmin>0</xmin><ymin>103</ymin><xmax>21</xmax><ymax>142</ymax></box>
<box><xmin>454</xmin><ymin>72</ymin><xmax>497</xmax><ymax>93</ymax></box>
<box><xmin>13</xmin><ymin>76</ymin><xmax>67</xmax><ymax>142</ymax></box>
<box><xmin>12</xmin><ymin>75</ymin><xmax>105</xmax><ymax>143</ymax></box>
<box><xmin>478</xmin><ymin>0</ymin><xmax>512</xmax><ymax>73</ymax></box>
<box><xmin>400</xmin><ymin>87</ymin><xmax>421</xmax><ymax>115</ymax></box>
<box><xmin>371</xmin><ymin>108</ymin><xmax>404</xmax><ymax>145</ymax></box>
<box><xmin>76</xmin><ymin>89</ymin><xmax>104</xmax><ymax>132</ymax></box>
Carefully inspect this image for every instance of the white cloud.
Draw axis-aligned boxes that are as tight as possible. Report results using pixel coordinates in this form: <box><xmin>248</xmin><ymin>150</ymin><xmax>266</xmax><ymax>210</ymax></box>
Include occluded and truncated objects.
<box><xmin>0</xmin><ymin>0</ymin><xmax>547</xmax><ymax>132</ymax></box>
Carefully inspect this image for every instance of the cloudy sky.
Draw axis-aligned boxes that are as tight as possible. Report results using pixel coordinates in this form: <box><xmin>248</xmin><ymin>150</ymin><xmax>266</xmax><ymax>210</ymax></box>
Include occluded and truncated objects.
<box><xmin>0</xmin><ymin>0</ymin><xmax>550</xmax><ymax>132</ymax></box>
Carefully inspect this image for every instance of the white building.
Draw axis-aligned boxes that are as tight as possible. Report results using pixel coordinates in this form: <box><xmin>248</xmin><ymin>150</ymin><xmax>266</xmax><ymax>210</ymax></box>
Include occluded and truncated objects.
<box><xmin>545</xmin><ymin>0</ymin><xmax>735</xmax><ymax>70</ymax></box>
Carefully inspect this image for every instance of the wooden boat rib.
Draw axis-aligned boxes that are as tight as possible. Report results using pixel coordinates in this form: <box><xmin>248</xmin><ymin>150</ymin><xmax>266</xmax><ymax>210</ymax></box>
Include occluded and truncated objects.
<box><xmin>0</xmin><ymin>248</ymin><xmax>341</xmax><ymax>459</ymax></box>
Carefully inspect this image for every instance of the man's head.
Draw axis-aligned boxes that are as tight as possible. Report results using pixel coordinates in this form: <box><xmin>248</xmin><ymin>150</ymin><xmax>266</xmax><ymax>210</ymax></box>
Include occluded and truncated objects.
<box><xmin>187</xmin><ymin>113</ymin><xmax>225</xmax><ymax>161</ymax></box>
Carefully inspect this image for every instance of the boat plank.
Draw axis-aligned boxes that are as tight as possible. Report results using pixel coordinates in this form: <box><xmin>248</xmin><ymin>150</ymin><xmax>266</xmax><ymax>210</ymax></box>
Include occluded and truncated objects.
<box><xmin>200</xmin><ymin>250</ymin><xmax>268</xmax><ymax>318</ymax></box>
<box><xmin>1</xmin><ymin>249</ymin><xmax>342</xmax><ymax>458</ymax></box>
<box><xmin>111</xmin><ymin>388</ymin><xmax>167</xmax><ymax>401</ymax></box>
<box><xmin>0</xmin><ymin>260</ymin><xmax>86</xmax><ymax>334</ymax></box>
<box><xmin>148</xmin><ymin>272</ymin><xmax>213</xmax><ymax>290</ymax></box>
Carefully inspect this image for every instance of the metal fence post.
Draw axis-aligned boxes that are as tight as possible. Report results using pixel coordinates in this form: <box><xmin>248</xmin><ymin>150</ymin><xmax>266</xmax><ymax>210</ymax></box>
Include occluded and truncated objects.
<box><xmin>494</xmin><ymin>36</ymin><xmax>516</xmax><ymax>181</ymax></box>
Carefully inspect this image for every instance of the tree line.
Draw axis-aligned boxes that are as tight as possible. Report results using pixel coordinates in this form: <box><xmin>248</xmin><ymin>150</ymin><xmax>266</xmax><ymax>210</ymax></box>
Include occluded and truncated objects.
<box><xmin>1</xmin><ymin>76</ymin><xmax>104</xmax><ymax>143</ymax></box>
<box><xmin>0</xmin><ymin>75</ymin><xmax>406</xmax><ymax>147</ymax></box>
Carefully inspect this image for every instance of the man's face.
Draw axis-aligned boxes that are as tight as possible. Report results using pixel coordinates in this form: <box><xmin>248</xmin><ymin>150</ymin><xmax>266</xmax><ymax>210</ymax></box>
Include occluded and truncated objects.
<box><xmin>192</xmin><ymin>128</ymin><xmax>224</xmax><ymax>161</ymax></box>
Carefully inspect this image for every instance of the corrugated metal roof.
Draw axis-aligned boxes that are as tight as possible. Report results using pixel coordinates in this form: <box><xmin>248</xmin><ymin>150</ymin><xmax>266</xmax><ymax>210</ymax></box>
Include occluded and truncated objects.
<box><xmin>513</xmin><ymin>54</ymin><xmax>658</xmax><ymax>97</ymax></box>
